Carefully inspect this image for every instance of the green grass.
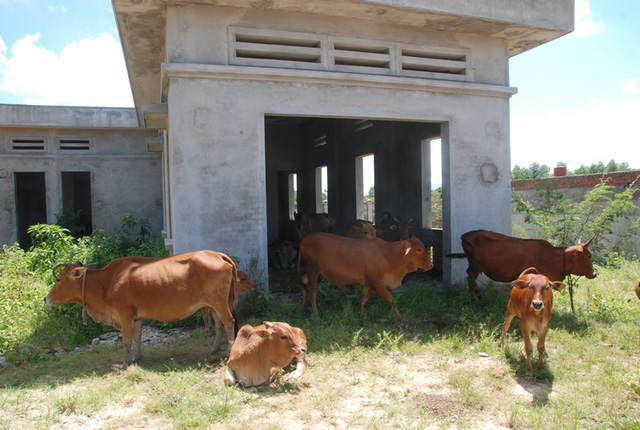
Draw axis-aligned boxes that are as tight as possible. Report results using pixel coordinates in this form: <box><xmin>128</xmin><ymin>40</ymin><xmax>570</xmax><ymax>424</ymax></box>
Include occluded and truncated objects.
<box><xmin>1</xmin><ymin>259</ymin><xmax>639</xmax><ymax>429</ymax></box>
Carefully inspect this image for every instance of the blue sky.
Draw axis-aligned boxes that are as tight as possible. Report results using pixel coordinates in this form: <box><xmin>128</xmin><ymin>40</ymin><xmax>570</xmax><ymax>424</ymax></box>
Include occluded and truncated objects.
<box><xmin>0</xmin><ymin>0</ymin><xmax>638</xmax><ymax>173</ymax></box>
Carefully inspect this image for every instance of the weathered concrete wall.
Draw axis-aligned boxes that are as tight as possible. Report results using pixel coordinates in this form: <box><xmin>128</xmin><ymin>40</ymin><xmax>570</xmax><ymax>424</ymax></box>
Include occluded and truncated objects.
<box><xmin>512</xmin><ymin>171</ymin><xmax>640</xmax><ymax>258</ymax></box>
<box><xmin>0</xmin><ymin>106</ymin><xmax>162</xmax><ymax>247</ymax></box>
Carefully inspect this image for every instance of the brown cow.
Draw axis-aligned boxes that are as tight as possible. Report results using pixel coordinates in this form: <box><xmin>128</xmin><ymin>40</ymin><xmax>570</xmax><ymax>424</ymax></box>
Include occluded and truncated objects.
<box><xmin>268</xmin><ymin>239</ymin><xmax>298</xmax><ymax>270</ymax></box>
<box><xmin>635</xmin><ymin>279</ymin><xmax>640</xmax><ymax>300</ymax></box>
<box><xmin>45</xmin><ymin>251</ymin><xmax>239</xmax><ymax>366</ymax></box>
<box><xmin>376</xmin><ymin>211</ymin><xmax>413</xmax><ymax>242</ymax></box>
<box><xmin>294</xmin><ymin>212</ymin><xmax>335</xmax><ymax>239</ymax></box>
<box><xmin>298</xmin><ymin>232</ymin><xmax>433</xmax><ymax>324</ymax></box>
<box><xmin>448</xmin><ymin>230</ymin><xmax>596</xmax><ymax>298</ymax></box>
<box><xmin>345</xmin><ymin>219</ymin><xmax>377</xmax><ymax>239</ymax></box>
<box><xmin>202</xmin><ymin>270</ymin><xmax>255</xmax><ymax>352</ymax></box>
<box><xmin>498</xmin><ymin>267</ymin><xmax>566</xmax><ymax>377</ymax></box>
<box><xmin>224</xmin><ymin>321</ymin><xmax>307</xmax><ymax>387</ymax></box>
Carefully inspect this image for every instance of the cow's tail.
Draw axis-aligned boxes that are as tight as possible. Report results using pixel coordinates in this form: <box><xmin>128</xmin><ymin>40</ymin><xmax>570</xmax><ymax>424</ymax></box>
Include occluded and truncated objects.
<box><xmin>223</xmin><ymin>254</ymin><xmax>239</xmax><ymax>337</ymax></box>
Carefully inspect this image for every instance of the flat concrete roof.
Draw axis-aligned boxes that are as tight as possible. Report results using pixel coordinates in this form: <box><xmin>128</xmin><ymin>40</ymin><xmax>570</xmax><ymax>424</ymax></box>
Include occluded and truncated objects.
<box><xmin>0</xmin><ymin>104</ymin><xmax>140</xmax><ymax>129</ymax></box>
<box><xmin>112</xmin><ymin>0</ymin><xmax>573</xmax><ymax>125</ymax></box>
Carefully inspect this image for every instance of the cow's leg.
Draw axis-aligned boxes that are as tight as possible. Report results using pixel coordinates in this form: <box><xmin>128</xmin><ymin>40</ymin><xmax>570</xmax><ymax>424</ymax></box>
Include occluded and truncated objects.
<box><xmin>132</xmin><ymin>319</ymin><xmax>144</xmax><ymax>363</ymax></box>
<box><xmin>536</xmin><ymin>327</ymin><xmax>549</xmax><ymax>370</ymax></box>
<box><xmin>202</xmin><ymin>307</ymin><xmax>212</xmax><ymax>334</ymax></box>
<box><xmin>210</xmin><ymin>307</ymin><xmax>235</xmax><ymax>356</ymax></box>
<box><xmin>121</xmin><ymin>321</ymin><xmax>134</xmax><ymax>367</ymax></box>
<box><xmin>303</xmin><ymin>268</ymin><xmax>321</xmax><ymax>322</ymax></box>
<box><xmin>466</xmin><ymin>264</ymin><xmax>482</xmax><ymax>299</ymax></box>
<box><xmin>211</xmin><ymin>312</ymin><xmax>225</xmax><ymax>353</ymax></box>
<box><xmin>359</xmin><ymin>286</ymin><xmax>372</xmax><ymax>322</ymax></box>
<box><xmin>521</xmin><ymin>325</ymin><xmax>534</xmax><ymax>377</ymax></box>
<box><xmin>498</xmin><ymin>304</ymin><xmax>517</xmax><ymax>347</ymax></box>
<box><xmin>368</xmin><ymin>282</ymin><xmax>402</xmax><ymax>324</ymax></box>
<box><xmin>224</xmin><ymin>368</ymin><xmax>237</xmax><ymax>386</ymax></box>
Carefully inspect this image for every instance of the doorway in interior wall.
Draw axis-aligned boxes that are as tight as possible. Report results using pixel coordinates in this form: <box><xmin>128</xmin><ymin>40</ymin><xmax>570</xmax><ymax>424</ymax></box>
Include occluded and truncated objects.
<box><xmin>14</xmin><ymin>172</ymin><xmax>47</xmax><ymax>249</ymax></box>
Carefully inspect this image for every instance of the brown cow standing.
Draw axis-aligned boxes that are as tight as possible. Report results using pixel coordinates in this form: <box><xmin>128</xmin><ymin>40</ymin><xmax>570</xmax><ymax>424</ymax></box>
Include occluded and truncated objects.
<box><xmin>376</xmin><ymin>211</ymin><xmax>413</xmax><ymax>242</ymax></box>
<box><xmin>45</xmin><ymin>251</ymin><xmax>239</xmax><ymax>366</ymax></box>
<box><xmin>224</xmin><ymin>321</ymin><xmax>307</xmax><ymax>387</ymax></box>
<box><xmin>448</xmin><ymin>230</ymin><xmax>597</xmax><ymax>298</ymax></box>
<box><xmin>498</xmin><ymin>267</ymin><xmax>566</xmax><ymax>377</ymax></box>
<box><xmin>345</xmin><ymin>219</ymin><xmax>377</xmax><ymax>239</ymax></box>
<box><xmin>202</xmin><ymin>270</ymin><xmax>255</xmax><ymax>352</ymax></box>
<box><xmin>298</xmin><ymin>232</ymin><xmax>433</xmax><ymax>324</ymax></box>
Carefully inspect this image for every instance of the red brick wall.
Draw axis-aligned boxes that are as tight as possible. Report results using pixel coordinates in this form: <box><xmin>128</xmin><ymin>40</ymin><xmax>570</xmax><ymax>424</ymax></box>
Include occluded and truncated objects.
<box><xmin>512</xmin><ymin>170</ymin><xmax>640</xmax><ymax>191</ymax></box>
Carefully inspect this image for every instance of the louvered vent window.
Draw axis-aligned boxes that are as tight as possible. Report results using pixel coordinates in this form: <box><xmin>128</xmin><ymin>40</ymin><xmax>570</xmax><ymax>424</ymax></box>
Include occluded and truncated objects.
<box><xmin>59</xmin><ymin>138</ymin><xmax>91</xmax><ymax>151</ymax></box>
<box><xmin>11</xmin><ymin>137</ymin><xmax>46</xmax><ymax>151</ymax></box>
<box><xmin>229</xmin><ymin>27</ymin><xmax>471</xmax><ymax>82</ymax></box>
<box><xmin>331</xmin><ymin>41</ymin><xmax>392</xmax><ymax>74</ymax></box>
<box><xmin>231</xmin><ymin>28</ymin><xmax>323</xmax><ymax>69</ymax></box>
<box><xmin>401</xmin><ymin>47</ymin><xmax>467</xmax><ymax>78</ymax></box>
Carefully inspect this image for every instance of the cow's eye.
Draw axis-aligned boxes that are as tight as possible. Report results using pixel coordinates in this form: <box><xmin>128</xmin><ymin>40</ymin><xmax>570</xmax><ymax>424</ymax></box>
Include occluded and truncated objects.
<box><xmin>280</xmin><ymin>336</ymin><xmax>288</xmax><ymax>340</ymax></box>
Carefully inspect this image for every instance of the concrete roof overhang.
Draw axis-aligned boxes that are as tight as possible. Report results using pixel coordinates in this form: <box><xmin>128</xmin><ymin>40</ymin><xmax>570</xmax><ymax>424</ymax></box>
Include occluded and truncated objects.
<box><xmin>111</xmin><ymin>0</ymin><xmax>574</xmax><ymax>127</ymax></box>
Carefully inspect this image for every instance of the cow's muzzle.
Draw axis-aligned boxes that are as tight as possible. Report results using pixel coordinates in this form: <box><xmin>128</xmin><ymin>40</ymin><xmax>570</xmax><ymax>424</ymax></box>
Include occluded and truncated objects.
<box><xmin>531</xmin><ymin>301</ymin><xmax>544</xmax><ymax>311</ymax></box>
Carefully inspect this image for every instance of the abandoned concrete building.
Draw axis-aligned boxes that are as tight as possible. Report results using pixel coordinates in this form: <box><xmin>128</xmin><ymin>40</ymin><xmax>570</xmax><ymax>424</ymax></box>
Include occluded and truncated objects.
<box><xmin>0</xmin><ymin>0</ymin><xmax>575</xmax><ymax>287</ymax></box>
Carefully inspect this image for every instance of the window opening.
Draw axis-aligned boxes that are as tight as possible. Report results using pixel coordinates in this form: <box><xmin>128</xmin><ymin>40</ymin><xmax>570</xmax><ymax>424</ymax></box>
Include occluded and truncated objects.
<box><xmin>60</xmin><ymin>172</ymin><xmax>93</xmax><ymax>237</ymax></box>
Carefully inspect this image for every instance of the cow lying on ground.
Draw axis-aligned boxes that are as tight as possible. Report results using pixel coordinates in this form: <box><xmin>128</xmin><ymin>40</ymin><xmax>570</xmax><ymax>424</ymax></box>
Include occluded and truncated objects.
<box><xmin>203</xmin><ymin>270</ymin><xmax>255</xmax><ymax>352</ymax></box>
<box><xmin>447</xmin><ymin>230</ymin><xmax>597</xmax><ymax>298</ymax></box>
<box><xmin>298</xmin><ymin>232</ymin><xmax>433</xmax><ymax>324</ymax></box>
<box><xmin>376</xmin><ymin>211</ymin><xmax>414</xmax><ymax>242</ymax></box>
<box><xmin>294</xmin><ymin>212</ymin><xmax>335</xmax><ymax>239</ymax></box>
<box><xmin>45</xmin><ymin>251</ymin><xmax>239</xmax><ymax>366</ymax></box>
<box><xmin>345</xmin><ymin>219</ymin><xmax>377</xmax><ymax>239</ymax></box>
<box><xmin>498</xmin><ymin>267</ymin><xmax>566</xmax><ymax>377</ymax></box>
<box><xmin>224</xmin><ymin>321</ymin><xmax>307</xmax><ymax>387</ymax></box>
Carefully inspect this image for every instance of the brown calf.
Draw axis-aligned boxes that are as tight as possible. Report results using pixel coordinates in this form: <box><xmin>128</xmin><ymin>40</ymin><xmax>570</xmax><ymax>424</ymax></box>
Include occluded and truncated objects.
<box><xmin>498</xmin><ymin>267</ymin><xmax>566</xmax><ymax>377</ymax></box>
<box><xmin>224</xmin><ymin>321</ymin><xmax>307</xmax><ymax>387</ymax></box>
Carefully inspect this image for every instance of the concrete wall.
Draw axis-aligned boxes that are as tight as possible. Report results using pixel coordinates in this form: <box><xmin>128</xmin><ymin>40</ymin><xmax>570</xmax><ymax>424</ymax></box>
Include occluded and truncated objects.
<box><xmin>512</xmin><ymin>171</ymin><xmax>640</xmax><ymax>258</ymax></box>
<box><xmin>0</xmin><ymin>105</ymin><xmax>163</xmax><ymax>247</ymax></box>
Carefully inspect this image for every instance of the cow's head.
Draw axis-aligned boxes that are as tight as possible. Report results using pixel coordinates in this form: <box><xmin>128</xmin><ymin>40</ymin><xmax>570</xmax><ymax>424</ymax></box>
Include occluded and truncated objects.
<box><xmin>347</xmin><ymin>220</ymin><xmax>377</xmax><ymax>239</ymax></box>
<box><xmin>512</xmin><ymin>267</ymin><xmax>565</xmax><ymax>313</ymax></box>
<box><xmin>237</xmin><ymin>271</ymin><xmax>256</xmax><ymax>294</ymax></box>
<box><xmin>44</xmin><ymin>262</ymin><xmax>86</xmax><ymax>306</ymax></box>
<box><xmin>404</xmin><ymin>236</ymin><xmax>434</xmax><ymax>272</ymax></box>
<box><xmin>565</xmin><ymin>238</ymin><xmax>597</xmax><ymax>279</ymax></box>
<box><xmin>257</xmin><ymin>322</ymin><xmax>307</xmax><ymax>362</ymax></box>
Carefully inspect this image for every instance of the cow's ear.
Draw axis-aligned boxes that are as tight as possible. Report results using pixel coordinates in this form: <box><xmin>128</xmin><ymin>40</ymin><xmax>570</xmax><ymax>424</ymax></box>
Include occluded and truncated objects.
<box><xmin>70</xmin><ymin>267</ymin><xmax>85</xmax><ymax>279</ymax></box>
<box><xmin>551</xmin><ymin>281</ymin><xmax>566</xmax><ymax>291</ymax></box>
<box><xmin>263</xmin><ymin>321</ymin><xmax>273</xmax><ymax>329</ymax></box>
<box><xmin>512</xmin><ymin>280</ymin><xmax>529</xmax><ymax>289</ymax></box>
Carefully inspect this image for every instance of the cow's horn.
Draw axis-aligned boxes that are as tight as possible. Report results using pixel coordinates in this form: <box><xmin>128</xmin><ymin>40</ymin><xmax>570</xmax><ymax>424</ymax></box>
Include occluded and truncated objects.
<box><xmin>52</xmin><ymin>263</ymin><xmax>69</xmax><ymax>279</ymax></box>
<box><xmin>584</xmin><ymin>237</ymin><xmax>594</xmax><ymax>247</ymax></box>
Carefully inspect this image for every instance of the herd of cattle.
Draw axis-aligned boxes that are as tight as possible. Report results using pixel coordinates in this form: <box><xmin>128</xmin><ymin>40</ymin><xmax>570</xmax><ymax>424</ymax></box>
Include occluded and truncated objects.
<box><xmin>45</xmin><ymin>210</ymin><xmax>632</xmax><ymax>386</ymax></box>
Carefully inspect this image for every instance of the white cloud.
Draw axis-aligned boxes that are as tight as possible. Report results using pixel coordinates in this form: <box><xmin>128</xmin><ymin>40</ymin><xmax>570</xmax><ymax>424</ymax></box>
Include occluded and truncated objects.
<box><xmin>0</xmin><ymin>32</ymin><xmax>133</xmax><ymax>107</ymax></box>
<box><xmin>511</xmin><ymin>98</ymin><xmax>640</xmax><ymax>170</ymax></box>
<box><xmin>623</xmin><ymin>79</ymin><xmax>640</xmax><ymax>97</ymax></box>
<box><xmin>572</xmin><ymin>0</ymin><xmax>604</xmax><ymax>37</ymax></box>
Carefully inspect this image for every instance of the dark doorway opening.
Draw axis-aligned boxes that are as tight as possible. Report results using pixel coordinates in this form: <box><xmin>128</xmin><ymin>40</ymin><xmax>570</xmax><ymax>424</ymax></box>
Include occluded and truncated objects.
<box><xmin>61</xmin><ymin>171</ymin><xmax>93</xmax><ymax>237</ymax></box>
<box><xmin>15</xmin><ymin>172</ymin><xmax>47</xmax><ymax>249</ymax></box>
<box><xmin>264</xmin><ymin>116</ymin><xmax>445</xmax><ymax>291</ymax></box>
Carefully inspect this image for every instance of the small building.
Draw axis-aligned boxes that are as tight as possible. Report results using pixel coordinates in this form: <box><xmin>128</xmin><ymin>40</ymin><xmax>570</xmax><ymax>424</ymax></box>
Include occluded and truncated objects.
<box><xmin>1</xmin><ymin>1</ymin><xmax>575</xmax><ymax>287</ymax></box>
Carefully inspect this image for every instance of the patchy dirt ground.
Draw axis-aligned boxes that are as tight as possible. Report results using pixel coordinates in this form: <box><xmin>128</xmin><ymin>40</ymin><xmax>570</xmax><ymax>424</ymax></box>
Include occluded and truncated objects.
<box><xmin>2</xmin><ymin>327</ymin><xmax>557</xmax><ymax>430</ymax></box>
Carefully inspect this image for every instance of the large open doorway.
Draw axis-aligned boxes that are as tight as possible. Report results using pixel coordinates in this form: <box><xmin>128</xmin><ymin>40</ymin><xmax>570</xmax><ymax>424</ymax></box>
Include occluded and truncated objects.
<box><xmin>264</xmin><ymin>116</ymin><xmax>445</xmax><ymax>289</ymax></box>
<box><xmin>14</xmin><ymin>172</ymin><xmax>47</xmax><ymax>249</ymax></box>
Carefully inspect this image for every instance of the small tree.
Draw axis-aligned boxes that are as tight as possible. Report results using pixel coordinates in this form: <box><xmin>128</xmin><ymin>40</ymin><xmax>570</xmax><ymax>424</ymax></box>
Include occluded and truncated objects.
<box><xmin>513</xmin><ymin>176</ymin><xmax>640</xmax><ymax>311</ymax></box>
